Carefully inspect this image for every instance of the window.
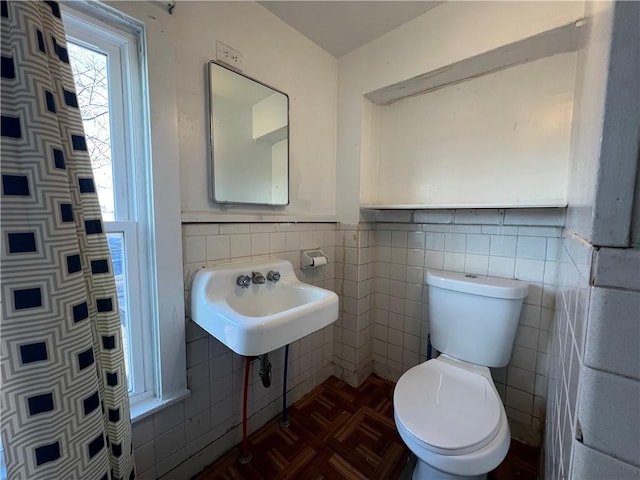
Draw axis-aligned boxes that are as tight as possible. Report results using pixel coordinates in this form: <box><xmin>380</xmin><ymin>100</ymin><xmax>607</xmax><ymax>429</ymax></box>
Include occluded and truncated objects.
<box><xmin>64</xmin><ymin>8</ymin><xmax>152</xmax><ymax>403</ymax></box>
<box><xmin>60</xmin><ymin>5</ymin><xmax>189</xmax><ymax>418</ymax></box>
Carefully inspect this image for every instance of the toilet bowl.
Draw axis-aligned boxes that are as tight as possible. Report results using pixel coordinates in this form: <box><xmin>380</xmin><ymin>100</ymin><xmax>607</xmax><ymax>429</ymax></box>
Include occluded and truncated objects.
<box><xmin>394</xmin><ymin>355</ymin><xmax>510</xmax><ymax>480</ymax></box>
<box><xmin>393</xmin><ymin>270</ymin><xmax>528</xmax><ymax>479</ymax></box>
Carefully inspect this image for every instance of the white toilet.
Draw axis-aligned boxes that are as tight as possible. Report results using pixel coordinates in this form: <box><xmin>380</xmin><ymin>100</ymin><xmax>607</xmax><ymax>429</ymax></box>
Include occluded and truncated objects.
<box><xmin>394</xmin><ymin>270</ymin><xmax>528</xmax><ymax>480</ymax></box>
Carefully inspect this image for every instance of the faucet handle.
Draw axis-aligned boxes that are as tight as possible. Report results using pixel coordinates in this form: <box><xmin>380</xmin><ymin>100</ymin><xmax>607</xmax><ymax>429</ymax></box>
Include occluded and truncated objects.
<box><xmin>267</xmin><ymin>271</ymin><xmax>281</xmax><ymax>282</ymax></box>
<box><xmin>236</xmin><ymin>274</ymin><xmax>251</xmax><ymax>288</ymax></box>
<box><xmin>252</xmin><ymin>271</ymin><xmax>266</xmax><ymax>284</ymax></box>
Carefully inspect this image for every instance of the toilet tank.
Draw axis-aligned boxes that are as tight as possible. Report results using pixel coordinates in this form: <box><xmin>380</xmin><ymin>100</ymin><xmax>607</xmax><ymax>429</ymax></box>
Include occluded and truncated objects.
<box><xmin>426</xmin><ymin>270</ymin><xmax>528</xmax><ymax>368</ymax></box>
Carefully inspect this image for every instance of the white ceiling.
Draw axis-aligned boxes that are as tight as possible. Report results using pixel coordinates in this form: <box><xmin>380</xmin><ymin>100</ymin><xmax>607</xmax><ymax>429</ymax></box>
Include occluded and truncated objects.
<box><xmin>258</xmin><ymin>1</ymin><xmax>443</xmax><ymax>58</ymax></box>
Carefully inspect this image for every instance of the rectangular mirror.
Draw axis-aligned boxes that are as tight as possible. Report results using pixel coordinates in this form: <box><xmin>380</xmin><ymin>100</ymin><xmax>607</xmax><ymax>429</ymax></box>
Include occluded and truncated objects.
<box><xmin>208</xmin><ymin>61</ymin><xmax>289</xmax><ymax>206</ymax></box>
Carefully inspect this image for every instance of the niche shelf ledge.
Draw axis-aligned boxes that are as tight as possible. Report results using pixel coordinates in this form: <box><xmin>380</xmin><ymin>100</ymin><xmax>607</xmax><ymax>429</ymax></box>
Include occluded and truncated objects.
<box><xmin>360</xmin><ymin>205</ymin><xmax>567</xmax><ymax>227</ymax></box>
<box><xmin>360</xmin><ymin>203</ymin><xmax>568</xmax><ymax>210</ymax></box>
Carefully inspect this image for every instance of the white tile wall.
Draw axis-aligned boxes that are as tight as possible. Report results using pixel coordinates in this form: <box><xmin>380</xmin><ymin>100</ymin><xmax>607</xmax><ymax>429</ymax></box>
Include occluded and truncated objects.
<box><xmin>370</xmin><ymin>221</ymin><xmax>560</xmax><ymax>445</ymax></box>
<box><xmin>545</xmin><ymin>232</ymin><xmax>640</xmax><ymax>479</ymax></box>
<box><xmin>133</xmin><ymin>222</ymin><xmax>338</xmax><ymax>479</ymax></box>
<box><xmin>332</xmin><ymin>224</ymin><xmax>375</xmax><ymax>386</ymax></box>
<box><xmin>137</xmin><ymin>220</ymin><xmax>639</xmax><ymax>479</ymax></box>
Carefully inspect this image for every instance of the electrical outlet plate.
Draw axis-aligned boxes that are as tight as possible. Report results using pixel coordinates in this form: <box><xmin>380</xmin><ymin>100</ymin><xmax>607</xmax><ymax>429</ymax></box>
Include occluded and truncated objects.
<box><xmin>216</xmin><ymin>41</ymin><xmax>243</xmax><ymax>71</ymax></box>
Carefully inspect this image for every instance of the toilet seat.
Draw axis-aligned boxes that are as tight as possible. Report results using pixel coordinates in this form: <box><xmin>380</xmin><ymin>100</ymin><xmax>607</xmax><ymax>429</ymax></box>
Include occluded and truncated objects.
<box><xmin>394</xmin><ymin>357</ymin><xmax>502</xmax><ymax>456</ymax></box>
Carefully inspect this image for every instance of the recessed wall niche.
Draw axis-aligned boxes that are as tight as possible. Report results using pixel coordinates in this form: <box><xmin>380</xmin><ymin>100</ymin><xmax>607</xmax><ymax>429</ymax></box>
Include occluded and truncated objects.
<box><xmin>360</xmin><ymin>25</ymin><xmax>581</xmax><ymax>209</ymax></box>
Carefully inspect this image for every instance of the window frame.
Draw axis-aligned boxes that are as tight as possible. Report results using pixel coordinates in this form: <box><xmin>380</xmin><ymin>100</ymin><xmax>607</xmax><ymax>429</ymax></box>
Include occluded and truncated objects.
<box><xmin>62</xmin><ymin>2</ymin><xmax>188</xmax><ymax>420</ymax></box>
<box><xmin>64</xmin><ymin>20</ymin><xmax>131</xmax><ymax>220</ymax></box>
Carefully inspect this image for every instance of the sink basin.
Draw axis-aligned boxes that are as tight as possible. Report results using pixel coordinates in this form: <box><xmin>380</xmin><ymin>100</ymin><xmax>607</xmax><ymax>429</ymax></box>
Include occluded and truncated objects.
<box><xmin>191</xmin><ymin>259</ymin><xmax>339</xmax><ymax>356</ymax></box>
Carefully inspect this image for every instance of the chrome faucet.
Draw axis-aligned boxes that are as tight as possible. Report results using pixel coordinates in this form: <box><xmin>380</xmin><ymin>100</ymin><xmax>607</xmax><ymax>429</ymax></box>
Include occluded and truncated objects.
<box><xmin>266</xmin><ymin>271</ymin><xmax>281</xmax><ymax>283</ymax></box>
<box><xmin>236</xmin><ymin>275</ymin><xmax>251</xmax><ymax>288</ymax></box>
<box><xmin>252</xmin><ymin>272</ymin><xmax>266</xmax><ymax>284</ymax></box>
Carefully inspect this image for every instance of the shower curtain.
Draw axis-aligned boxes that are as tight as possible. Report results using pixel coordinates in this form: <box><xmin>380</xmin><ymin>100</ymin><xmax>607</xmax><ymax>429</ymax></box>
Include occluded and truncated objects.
<box><xmin>1</xmin><ymin>2</ymin><xmax>135</xmax><ymax>478</ymax></box>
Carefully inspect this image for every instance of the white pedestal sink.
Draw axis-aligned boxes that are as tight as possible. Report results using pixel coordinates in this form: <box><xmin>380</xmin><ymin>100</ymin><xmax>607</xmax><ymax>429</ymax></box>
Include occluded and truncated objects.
<box><xmin>191</xmin><ymin>259</ymin><xmax>339</xmax><ymax>356</ymax></box>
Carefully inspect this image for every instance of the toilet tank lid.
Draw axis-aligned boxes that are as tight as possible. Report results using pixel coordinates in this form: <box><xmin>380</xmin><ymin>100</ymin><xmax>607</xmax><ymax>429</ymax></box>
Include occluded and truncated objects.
<box><xmin>426</xmin><ymin>270</ymin><xmax>528</xmax><ymax>299</ymax></box>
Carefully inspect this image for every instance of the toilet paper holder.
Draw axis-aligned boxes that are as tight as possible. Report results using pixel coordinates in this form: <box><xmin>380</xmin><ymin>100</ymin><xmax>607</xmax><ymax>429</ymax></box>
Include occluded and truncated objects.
<box><xmin>301</xmin><ymin>249</ymin><xmax>328</xmax><ymax>269</ymax></box>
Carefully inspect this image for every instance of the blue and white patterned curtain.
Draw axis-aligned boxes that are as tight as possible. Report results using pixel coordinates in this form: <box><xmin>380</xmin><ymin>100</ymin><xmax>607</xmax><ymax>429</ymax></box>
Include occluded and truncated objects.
<box><xmin>1</xmin><ymin>2</ymin><xmax>135</xmax><ymax>479</ymax></box>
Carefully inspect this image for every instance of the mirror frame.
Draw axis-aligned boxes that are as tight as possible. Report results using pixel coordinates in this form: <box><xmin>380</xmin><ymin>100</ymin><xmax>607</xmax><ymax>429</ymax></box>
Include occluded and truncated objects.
<box><xmin>208</xmin><ymin>60</ymin><xmax>290</xmax><ymax>206</ymax></box>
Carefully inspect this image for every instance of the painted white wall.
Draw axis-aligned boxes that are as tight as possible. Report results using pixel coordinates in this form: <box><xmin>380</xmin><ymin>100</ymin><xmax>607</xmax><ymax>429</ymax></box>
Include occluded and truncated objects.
<box><xmin>565</xmin><ymin>1</ymin><xmax>640</xmax><ymax>246</ymax></box>
<box><xmin>373</xmin><ymin>54</ymin><xmax>576</xmax><ymax>207</ymax></box>
<box><xmin>175</xmin><ymin>2</ymin><xmax>337</xmax><ymax>219</ymax></box>
<box><xmin>103</xmin><ymin>0</ymin><xmax>188</xmax><ymax>405</ymax></box>
<box><xmin>338</xmin><ymin>1</ymin><xmax>585</xmax><ymax>223</ymax></box>
<box><xmin>359</xmin><ymin>98</ymin><xmax>381</xmax><ymax>206</ymax></box>
<box><xmin>563</xmin><ymin>2</ymin><xmax>614</xmax><ymax>241</ymax></box>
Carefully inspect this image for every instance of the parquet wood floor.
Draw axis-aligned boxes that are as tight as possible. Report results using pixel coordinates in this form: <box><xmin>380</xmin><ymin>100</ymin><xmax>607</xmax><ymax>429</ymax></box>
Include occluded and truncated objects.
<box><xmin>193</xmin><ymin>374</ymin><xmax>539</xmax><ymax>480</ymax></box>
<box><xmin>194</xmin><ymin>375</ymin><xmax>408</xmax><ymax>480</ymax></box>
<box><xmin>488</xmin><ymin>440</ymin><xmax>540</xmax><ymax>480</ymax></box>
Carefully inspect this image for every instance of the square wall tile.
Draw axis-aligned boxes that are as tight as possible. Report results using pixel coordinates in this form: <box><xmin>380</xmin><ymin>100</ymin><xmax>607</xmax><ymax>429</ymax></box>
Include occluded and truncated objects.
<box><xmin>187</xmin><ymin>337</ymin><xmax>209</xmax><ymax>368</ymax></box>
<box><xmin>269</xmin><ymin>232</ymin><xmax>286</xmax><ymax>253</ymax></box>
<box><xmin>591</xmin><ymin>247</ymin><xmax>640</xmax><ymax>290</ymax></box>
<box><xmin>515</xmin><ymin>258</ymin><xmax>545</xmax><ymax>283</ymax></box>
<box><xmin>443</xmin><ymin>252</ymin><xmax>465</xmax><ymax>272</ymax></box>
<box><xmin>132</xmin><ymin>416</ymin><xmax>155</xmax><ymax>447</ymax></box>
<box><xmin>516</xmin><ymin>236</ymin><xmax>548</xmax><ymax>260</ymax></box>
<box><xmin>229</xmin><ymin>234</ymin><xmax>251</xmax><ymax>258</ymax></box>
<box><xmin>406</xmin><ymin>266</ymin><xmax>424</xmax><ymax>284</ymax></box>
<box><xmin>571</xmin><ymin>442</ymin><xmax>640</xmax><ymax>480</ymax></box>
<box><xmin>425</xmin><ymin>232</ymin><xmax>445</xmax><ymax>250</ymax></box>
<box><xmin>585</xmin><ymin>287</ymin><xmax>640</xmax><ymax>380</ymax></box>
<box><xmin>425</xmin><ymin>250</ymin><xmax>445</xmax><ymax>270</ymax></box>
<box><xmin>134</xmin><ymin>440</ymin><xmax>156</xmax><ymax>474</ymax></box>
<box><xmin>408</xmin><ymin>231</ymin><xmax>425</xmax><ymax>249</ymax></box>
<box><xmin>445</xmin><ymin>233</ymin><xmax>466</xmax><ymax>253</ymax></box>
<box><xmin>577</xmin><ymin>367</ymin><xmax>640</xmax><ymax>466</ymax></box>
<box><xmin>488</xmin><ymin>256</ymin><xmax>515</xmax><ymax>278</ymax></box>
<box><xmin>465</xmin><ymin>254</ymin><xmax>489</xmax><ymax>275</ymax></box>
<box><xmin>506</xmin><ymin>386</ymin><xmax>534</xmax><ymax>415</ymax></box>
<box><xmin>466</xmin><ymin>234</ymin><xmax>491</xmax><ymax>255</ymax></box>
<box><xmin>507</xmin><ymin>366</ymin><xmax>536</xmax><ymax>394</ymax></box>
<box><xmin>251</xmin><ymin>233</ymin><xmax>270</xmax><ymax>255</ymax></box>
<box><xmin>407</xmin><ymin>249</ymin><xmax>425</xmax><ymax>267</ymax></box>
<box><xmin>510</xmin><ymin>346</ymin><xmax>537</xmax><ymax>372</ymax></box>
<box><xmin>285</xmin><ymin>231</ymin><xmax>301</xmax><ymax>251</ymax></box>
<box><xmin>490</xmin><ymin>235</ymin><xmax>517</xmax><ymax>257</ymax></box>
<box><xmin>391</xmin><ymin>231</ymin><xmax>408</xmax><ymax>247</ymax></box>
<box><xmin>153</xmin><ymin>402</ymin><xmax>185</xmax><ymax>436</ymax></box>
<box><xmin>520</xmin><ymin>305</ymin><xmax>541</xmax><ymax>329</ymax></box>
<box><xmin>184</xmin><ymin>236</ymin><xmax>206</xmax><ymax>263</ymax></box>
<box><xmin>374</xmin><ymin>230</ymin><xmax>392</xmax><ymax>246</ymax></box>
<box><xmin>206</xmin><ymin>236</ymin><xmax>230</xmax><ymax>260</ymax></box>
<box><xmin>390</xmin><ymin>247</ymin><xmax>407</xmax><ymax>265</ymax></box>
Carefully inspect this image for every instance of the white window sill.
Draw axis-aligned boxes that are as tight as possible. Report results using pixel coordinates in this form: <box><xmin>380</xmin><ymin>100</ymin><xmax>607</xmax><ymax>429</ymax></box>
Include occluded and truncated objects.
<box><xmin>130</xmin><ymin>389</ymin><xmax>191</xmax><ymax>424</ymax></box>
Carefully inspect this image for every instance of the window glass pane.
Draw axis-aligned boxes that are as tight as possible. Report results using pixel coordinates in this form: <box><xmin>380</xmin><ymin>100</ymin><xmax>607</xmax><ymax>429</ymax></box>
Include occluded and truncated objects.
<box><xmin>68</xmin><ymin>42</ymin><xmax>115</xmax><ymax>221</ymax></box>
<box><xmin>0</xmin><ymin>441</ymin><xmax>6</xmax><ymax>480</ymax></box>
<box><xmin>107</xmin><ymin>232</ymin><xmax>133</xmax><ymax>392</ymax></box>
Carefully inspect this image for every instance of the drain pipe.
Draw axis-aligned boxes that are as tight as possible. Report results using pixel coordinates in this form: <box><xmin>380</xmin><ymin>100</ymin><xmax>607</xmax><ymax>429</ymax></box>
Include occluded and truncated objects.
<box><xmin>258</xmin><ymin>353</ymin><xmax>271</xmax><ymax>387</ymax></box>
<box><xmin>239</xmin><ymin>356</ymin><xmax>252</xmax><ymax>464</ymax></box>
<box><xmin>239</xmin><ymin>350</ymin><xmax>282</xmax><ymax>463</ymax></box>
<box><xmin>281</xmin><ymin>344</ymin><xmax>290</xmax><ymax>427</ymax></box>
